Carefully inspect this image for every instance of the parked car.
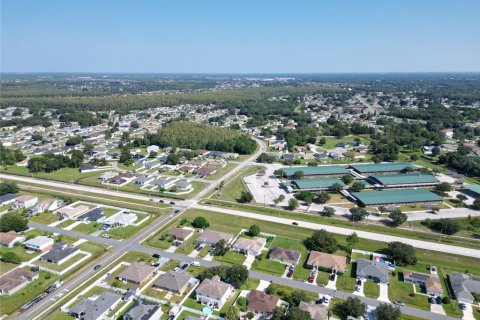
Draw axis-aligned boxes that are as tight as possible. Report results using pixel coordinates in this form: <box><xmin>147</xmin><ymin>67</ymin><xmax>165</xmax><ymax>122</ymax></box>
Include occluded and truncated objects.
<box><xmin>323</xmin><ymin>296</ymin><xmax>330</xmax><ymax>304</ymax></box>
<box><xmin>394</xmin><ymin>301</ymin><xmax>405</xmax><ymax>306</ymax></box>
<box><xmin>308</xmin><ymin>274</ymin><xmax>315</xmax><ymax>283</ymax></box>
<box><xmin>287</xmin><ymin>270</ymin><xmax>293</xmax><ymax>278</ymax></box>
<box><xmin>170</xmin><ymin>202</ymin><xmax>176</xmax><ymax>205</ymax></box>
<box><xmin>428</xmin><ymin>297</ymin><xmax>435</xmax><ymax>304</ymax></box>
<box><xmin>159</xmin><ymin>200</ymin><xmax>164</xmax><ymax>203</ymax></box>
<box><xmin>460</xmin><ymin>303</ymin><xmax>466</xmax><ymax>310</ymax></box>
<box><xmin>152</xmin><ymin>253</ymin><xmax>160</xmax><ymax>258</ymax></box>
<box><xmin>292</xmin><ymin>222</ymin><xmax>299</xmax><ymax>226</ymax></box>
<box><xmin>191</xmin><ymin>261</ymin><xmax>200</xmax><ymax>266</ymax></box>
<box><xmin>329</xmin><ymin>274</ymin><xmax>335</xmax><ymax>281</ymax></box>
<box><xmin>355</xmin><ymin>285</ymin><xmax>361</xmax><ymax>292</ymax></box>
<box><xmin>436</xmin><ymin>296</ymin><xmax>442</xmax><ymax>304</ymax></box>
<box><xmin>356</xmin><ymin>279</ymin><xmax>362</xmax><ymax>286</ymax></box>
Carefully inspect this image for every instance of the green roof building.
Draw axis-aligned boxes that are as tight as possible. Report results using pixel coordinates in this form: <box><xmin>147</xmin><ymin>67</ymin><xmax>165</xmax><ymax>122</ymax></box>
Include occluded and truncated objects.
<box><xmin>281</xmin><ymin>165</ymin><xmax>349</xmax><ymax>177</ymax></box>
<box><xmin>351</xmin><ymin>189</ymin><xmax>442</xmax><ymax>206</ymax></box>
<box><xmin>465</xmin><ymin>184</ymin><xmax>480</xmax><ymax>198</ymax></box>
<box><xmin>291</xmin><ymin>178</ymin><xmax>345</xmax><ymax>191</ymax></box>
<box><xmin>350</xmin><ymin>162</ymin><xmax>416</xmax><ymax>175</ymax></box>
<box><xmin>367</xmin><ymin>173</ymin><xmax>439</xmax><ymax>188</ymax></box>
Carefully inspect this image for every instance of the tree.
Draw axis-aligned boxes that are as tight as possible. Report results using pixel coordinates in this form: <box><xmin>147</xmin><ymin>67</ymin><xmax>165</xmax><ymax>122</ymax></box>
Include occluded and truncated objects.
<box><xmin>0</xmin><ymin>213</ymin><xmax>28</xmax><ymax>232</ymax></box>
<box><xmin>473</xmin><ymin>199</ymin><xmax>480</xmax><ymax>210</ymax></box>
<box><xmin>350</xmin><ymin>181</ymin><xmax>365</xmax><ymax>192</ymax></box>
<box><xmin>214</xmin><ymin>239</ymin><xmax>229</xmax><ymax>256</ymax></box>
<box><xmin>333</xmin><ymin>297</ymin><xmax>366</xmax><ymax>320</ymax></box>
<box><xmin>297</xmin><ymin>191</ymin><xmax>315</xmax><ymax>204</ymax></box>
<box><xmin>70</xmin><ymin>149</ymin><xmax>85</xmax><ymax>168</ymax></box>
<box><xmin>192</xmin><ymin>216</ymin><xmax>210</xmax><ymax>228</ymax></box>
<box><xmin>346</xmin><ymin>232</ymin><xmax>359</xmax><ymax>250</ymax></box>
<box><xmin>130</xmin><ymin>121</ymin><xmax>140</xmax><ymax>129</ymax></box>
<box><xmin>148</xmin><ymin>151</ymin><xmax>158</xmax><ymax>158</ymax></box>
<box><xmin>456</xmin><ymin>194</ymin><xmax>468</xmax><ymax>205</ymax></box>
<box><xmin>305</xmin><ymin>229</ymin><xmax>338</xmax><ymax>254</ymax></box>
<box><xmin>0</xmin><ymin>182</ymin><xmax>19</xmax><ymax>196</ymax></box>
<box><xmin>432</xmin><ymin>146</ymin><xmax>441</xmax><ymax>157</ymax></box>
<box><xmin>65</xmin><ymin>135</ymin><xmax>83</xmax><ymax>146</ymax></box>
<box><xmin>385</xmin><ymin>241</ymin><xmax>417</xmax><ymax>266</ymax></box>
<box><xmin>319</xmin><ymin>137</ymin><xmax>326</xmax><ymax>145</ymax></box>
<box><xmin>435</xmin><ymin>182</ymin><xmax>452</xmax><ymax>193</ymax></box>
<box><xmin>0</xmin><ymin>252</ymin><xmax>21</xmax><ymax>264</ymax></box>
<box><xmin>119</xmin><ymin>146</ymin><xmax>133</xmax><ymax>166</ymax></box>
<box><xmin>248</xmin><ymin>224</ymin><xmax>260</xmax><ymax>237</ymax></box>
<box><xmin>410</xmin><ymin>154</ymin><xmax>419</xmax><ymax>161</ymax></box>
<box><xmin>341</xmin><ymin>175</ymin><xmax>354</xmax><ymax>184</ymax></box>
<box><xmin>330</xmin><ymin>182</ymin><xmax>344</xmax><ymax>193</ymax></box>
<box><xmin>282</xmin><ymin>306</ymin><xmax>310</xmax><ymax>320</ymax></box>
<box><xmin>350</xmin><ymin>207</ymin><xmax>368</xmax><ymax>222</ymax></box>
<box><xmin>288</xmin><ymin>198</ymin><xmax>299</xmax><ymax>210</ymax></box>
<box><xmin>239</xmin><ymin>191</ymin><xmax>253</xmax><ymax>203</ymax></box>
<box><xmin>427</xmin><ymin>218</ymin><xmax>461</xmax><ymax>235</ymax></box>
<box><xmin>225</xmin><ymin>264</ymin><xmax>249</xmax><ymax>288</ymax></box>
<box><xmin>323</xmin><ymin>206</ymin><xmax>336</xmax><ymax>217</ymax></box>
<box><xmin>236</xmin><ymin>296</ymin><xmax>247</xmax><ymax>312</ymax></box>
<box><xmin>292</xmin><ymin>171</ymin><xmax>304</xmax><ymax>179</ymax></box>
<box><xmin>389</xmin><ymin>209</ymin><xmax>408</xmax><ymax>226</ymax></box>
<box><xmin>166</xmin><ymin>152</ymin><xmax>180</xmax><ymax>165</ymax></box>
<box><xmin>31</xmin><ymin>132</ymin><xmax>43</xmax><ymax>141</ymax></box>
<box><xmin>315</xmin><ymin>192</ymin><xmax>331</xmax><ymax>204</ymax></box>
<box><xmin>374</xmin><ymin>303</ymin><xmax>401</xmax><ymax>320</ymax></box>
<box><xmin>224</xmin><ymin>305</ymin><xmax>240</xmax><ymax>320</ymax></box>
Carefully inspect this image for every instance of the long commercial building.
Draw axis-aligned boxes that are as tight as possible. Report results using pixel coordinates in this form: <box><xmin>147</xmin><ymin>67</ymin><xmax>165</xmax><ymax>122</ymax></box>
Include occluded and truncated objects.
<box><xmin>350</xmin><ymin>162</ymin><xmax>416</xmax><ymax>176</ymax></box>
<box><xmin>351</xmin><ymin>189</ymin><xmax>442</xmax><ymax>207</ymax></box>
<box><xmin>367</xmin><ymin>173</ymin><xmax>439</xmax><ymax>189</ymax></box>
<box><xmin>280</xmin><ymin>165</ymin><xmax>349</xmax><ymax>178</ymax></box>
<box><xmin>288</xmin><ymin>178</ymin><xmax>346</xmax><ymax>192</ymax></box>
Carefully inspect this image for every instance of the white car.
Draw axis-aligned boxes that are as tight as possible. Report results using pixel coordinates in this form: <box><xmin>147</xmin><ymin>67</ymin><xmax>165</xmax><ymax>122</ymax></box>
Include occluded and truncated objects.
<box><xmin>323</xmin><ymin>295</ymin><xmax>330</xmax><ymax>304</ymax></box>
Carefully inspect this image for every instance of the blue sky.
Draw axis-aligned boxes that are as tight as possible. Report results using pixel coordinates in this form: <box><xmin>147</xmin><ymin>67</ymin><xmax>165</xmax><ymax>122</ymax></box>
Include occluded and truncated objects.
<box><xmin>1</xmin><ymin>0</ymin><xmax>479</xmax><ymax>73</ymax></box>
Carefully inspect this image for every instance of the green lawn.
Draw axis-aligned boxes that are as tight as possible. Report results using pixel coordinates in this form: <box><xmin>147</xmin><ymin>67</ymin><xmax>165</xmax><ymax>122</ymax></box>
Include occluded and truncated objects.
<box><xmin>214</xmin><ymin>251</ymin><xmax>246</xmax><ymax>265</ymax></box>
<box><xmin>29</xmin><ymin>212</ymin><xmax>60</xmax><ymax>225</ymax></box>
<box><xmin>0</xmin><ymin>261</ymin><xmax>18</xmax><ymax>275</ymax></box>
<box><xmin>198</xmin><ymin>245</ymin><xmax>213</xmax><ymax>258</ymax></box>
<box><xmin>214</xmin><ymin>165</ymin><xmax>264</xmax><ymax>201</ymax></box>
<box><xmin>316</xmin><ymin>270</ymin><xmax>330</xmax><ymax>286</ymax></box>
<box><xmin>102</xmin><ymin>213</ymin><xmax>156</xmax><ymax>239</ymax></box>
<box><xmin>0</xmin><ymin>245</ymin><xmax>41</xmax><ymax>262</ymax></box>
<box><xmin>388</xmin><ymin>273</ymin><xmax>430</xmax><ymax>310</ymax></box>
<box><xmin>0</xmin><ymin>166</ymin><xmax>101</xmax><ymax>183</ymax></box>
<box><xmin>73</xmin><ymin>222</ymin><xmax>102</xmax><ymax>235</ymax></box>
<box><xmin>363</xmin><ymin>280</ymin><xmax>380</xmax><ymax>299</ymax></box>
<box><xmin>252</xmin><ymin>257</ymin><xmax>285</xmax><ymax>276</ymax></box>
<box><xmin>204</xmin><ymin>162</ymin><xmax>238</xmax><ymax>181</ymax></box>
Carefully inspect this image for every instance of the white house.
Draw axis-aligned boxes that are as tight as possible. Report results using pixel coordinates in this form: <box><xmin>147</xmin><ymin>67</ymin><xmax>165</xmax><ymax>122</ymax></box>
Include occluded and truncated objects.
<box><xmin>11</xmin><ymin>195</ymin><xmax>38</xmax><ymax>210</ymax></box>
<box><xmin>103</xmin><ymin>212</ymin><xmax>137</xmax><ymax>228</ymax></box>
<box><xmin>195</xmin><ymin>276</ymin><xmax>233</xmax><ymax>310</ymax></box>
<box><xmin>23</xmin><ymin>236</ymin><xmax>54</xmax><ymax>252</ymax></box>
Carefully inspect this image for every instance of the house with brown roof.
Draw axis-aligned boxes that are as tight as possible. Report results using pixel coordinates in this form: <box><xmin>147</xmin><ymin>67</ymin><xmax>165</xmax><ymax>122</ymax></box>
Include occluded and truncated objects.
<box><xmin>178</xmin><ymin>166</ymin><xmax>195</xmax><ymax>174</ymax></box>
<box><xmin>196</xmin><ymin>167</ymin><xmax>217</xmax><ymax>176</ymax></box>
<box><xmin>269</xmin><ymin>247</ymin><xmax>301</xmax><ymax>266</ymax></box>
<box><xmin>232</xmin><ymin>237</ymin><xmax>266</xmax><ymax>256</ymax></box>
<box><xmin>168</xmin><ymin>228</ymin><xmax>194</xmax><ymax>242</ymax></box>
<box><xmin>0</xmin><ymin>268</ymin><xmax>38</xmax><ymax>295</ymax></box>
<box><xmin>154</xmin><ymin>271</ymin><xmax>192</xmax><ymax>294</ymax></box>
<box><xmin>118</xmin><ymin>263</ymin><xmax>157</xmax><ymax>284</ymax></box>
<box><xmin>11</xmin><ymin>195</ymin><xmax>38</xmax><ymax>209</ymax></box>
<box><xmin>306</xmin><ymin>251</ymin><xmax>347</xmax><ymax>273</ymax></box>
<box><xmin>0</xmin><ymin>231</ymin><xmax>25</xmax><ymax>248</ymax></box>
<box><xmin>197</xmin><ymin>230</ymin><xmax>233</xmax><ymax>246</ymax></box>
<box><xmin>403</xmin><ymin>270</ymin><xmax>443</xmax><ymax>296</ymax></box>
<box><xmin>195</xmin><ymin>275</ymin><xmax>233</xmax><ymax>310</ymax></box>
<box><xmin>299</xmin><ymin>301</ymin><xmax>328</xmax><ymax>320</ymax></box>
<box><xmin>247</xmin><ymin>290</ymin><xmax>279</xmax><ymax>315</ymax></box>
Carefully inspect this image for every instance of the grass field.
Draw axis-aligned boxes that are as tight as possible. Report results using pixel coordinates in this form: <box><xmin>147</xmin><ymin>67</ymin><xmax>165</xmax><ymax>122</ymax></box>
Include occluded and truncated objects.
<box><xmin>213</xmin><ymin>251</ymin><xmax>246</xmax><ymax>265</ymax></box>
<box><xmin>204</xmin><ymin>162</ymin><xmax>238</xmax><ymax>181</ymax></box>
<box><xmin>29</xmin><ymin>212</ymin><xmax>60</xmax><ymax>224</ymax></box>
<box><xmin>388</xmin><ymin>273</ymin><xmax>430</xmax><ymax>310</ymax></box>
<box><xmin>213</xmin><ymin>165</ymin><xmax>264</xmax><ymax>202</ymax></box>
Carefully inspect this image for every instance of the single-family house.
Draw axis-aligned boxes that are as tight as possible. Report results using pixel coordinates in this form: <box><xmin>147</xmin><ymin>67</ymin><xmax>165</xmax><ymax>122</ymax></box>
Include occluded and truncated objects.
<box><xmin>195</xmin><ymin>275</ymin><xmax>233</xmax><ymax>310</ymax></box>
<box><xmin>178</xmin><ymin>166</ymin><xmax>195</xmax><ymax>174</ymax></box>
<box><xmin>0</xmin><ymin>194</ymin><xmax>19</xmax><ymax>207</ymax></box>
<box><xmin>132</xmin><ymin>175</ymin><xmax>154</xmax><ymax>186</ymax></box>
<box><xmin>299</xmin><ymin>301</ymin><xmax>328</xmax><ymax>320</ymax></box>
<box><xmin>11</xmin><ymin>195</ymin><xmax>38</xmax><ymax>209</ymax></box>
<box><xmin>175</xmin><ymin>180</ymin><xmax>192</xmax><ymax>191</ymax></box>
<box><xmin>0</xmin><ymin>231</ymin><xmax>25</xmax><ymax>248</ymax></box>
<box><xmin>123</xmin><ymin>299</ymin><xmax>163</xmax><ymax>320</ymax></box>
<box><xmin>449</xmin><ymin>273</ymin><xmax>480</xmax><ymax>303</ymax></box>
<box><xmin>306</xmin><ymin>251</ymin><xmax>347</xmax><ymax>273</ymax></box>
<box><xmin>168</xmin><ymin>228</ymin><xmax>194</xmax><ymax>242</ymax></box>
<box><xmin>0</xmin><ymin>268</ymin><xmax>38</xmax><ymax>295</ymax></box>
<box><xmin>40</xmin><ymin>243</ymin><xmax>79</xmax><ymax>265</ymax></box>
<box><xmin>232</xmin><ymin>237</ymin><xmax>266</xmax><ymax>256</ymax></box>
<box><xmin>68</xmin><ymin>291</ymin><xmax>122</xmax><ymax>320</ymax></box>
<box><xmin>98</xmin><ymin>171</ymin><xmax>117</xmax><ymax>182</ymax></box>
<box><xmin>247</xmin><ymin>290</ymin><xmax>279</xmax><ymax>315</ymax></box>
<box><xmin>29</xmin><ymin>199</ymin><xmax>60</xmax><ymax>215</ymax></box>
<box><xmin>103</xmin><ymin>212</ymin><xmax>137</xmax><ymax>228</ymax></box>
<box><xmin>57</xmin><ymin>205</ymin><xmax>90</xmax><ymax>220</ymax></box>
<box><xmin>356</xmin><ymin>259</ymin><xmax>389</xmax><ymax>283</ymax></box>
<box><xmin>118</xmin><ymin>262</ymin><xmax>156</xmax><ymax>284</ymax></box>
<box><xmin>269</xmin><ymin>247</ymin><xmax>301</xmax><ymax>266</ymax></box>
<box><xmin>154</xmin><ymin>270</ymin><xmax>192</xmax><ymax>295</ymax></box>
<box><xmin>151</xmin><ymin>177</ymin><xmax>175</xmax><ymax>189</ymax></box>
<box><xmin>196</xmin><ymin>167</ymin><xmax>216</xmax><ymax>176</ymax></box>
<box><xmin>23</xmin><ymin>236</ymin><xmax>54</xmax><ymax>252</ymax></box>
<box><xmin>403</xmin><ymin>270</ymin><xmax>443</xmax><ymax>297</ymax></box>
<box><xmin>197</xmin><ymin>230</ymin><xmax>233</xmax><ymax>246</ymax></box>
<box><xmin>77</xmin><ymin>207</ymin><xmax>106</xmax><ymax>222</ymax></box>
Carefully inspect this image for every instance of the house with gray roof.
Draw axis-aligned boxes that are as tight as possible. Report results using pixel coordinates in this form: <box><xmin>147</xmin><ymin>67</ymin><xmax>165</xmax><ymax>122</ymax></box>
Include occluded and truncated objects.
<box><xmin>68</xmin><ymin>291</ymin><xmax>122</xmax><ymax>320</ymax></box>
<box><xmin>123</xmin><ymin>299</ymin><xmax>163</xmax><ymax>320</ymax></box>
<box><xmin>269</xmin><ymin>247</ymin><xmax>301</xmax><ymax>266</ymax></box>
<box><xmin>40</xmin><ymin>243</ymin><xmax>79</xmax><ymax>264</ymax></box>
<box><xmin>132</xmin><ymin>175</ymin><xmax>154</xmax><ymax>186</ymax></box>
<box><xmin>154</xmin><ymin>270</ymin><xmax>193</xmax><ymax>294</ymax></box>
<box><xmin>196</xmin><ymin>230</ymin><xmax>233</xmax><ymax>246</ymax></box>
<box><xmin>449</xmin><ymin>273</ymin><xmax>480</xmax><ymax>303</ymax></box>
<box><xmin>356</xmin><ymin>259</ymin><xmax>389</xmax><ymax>283</ymax></box>
<box><xmin>77</xmin><ymin>207</ymin><xmax>106</xmax><ymax>223</ymax></box>
<box><xmin>175</xmin><ymin>180</ymin><xmax>192</xmax><ymax>191</ymax></box>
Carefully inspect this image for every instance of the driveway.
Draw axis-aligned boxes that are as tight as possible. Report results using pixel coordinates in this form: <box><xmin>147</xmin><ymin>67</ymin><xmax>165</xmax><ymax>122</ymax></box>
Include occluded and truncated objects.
<box><xmin>431</xmin><ymin>303</ymin><xmax>446</xmax><ymax>315</ymax></box>
<box><xmin>377</xmin><ymin>283</ymin><xmax>390</xmax><ymax>302</ymax></box>
<box><xmin>353</xmin><ymin>279</ymin><xmax>365</xmax><ymax>297</ymax></box>
<box><xmin>325</xmin><ymin>274</ymin><xmax>337</xmax><ymax>290</ymax></box>
<box><xmin>256</xmin><ymin>280</ymin><xmax>271</xmax><ymax>291</ymax></box>
<box><xmin>462</xmin><ymin>303</ymin><xmax>475</xmax><ymax>320</ymax></box>
<box><xmin>243</xmin><ymin>254</ymin><xmax>256</xmax><ymax>269</ymax></box>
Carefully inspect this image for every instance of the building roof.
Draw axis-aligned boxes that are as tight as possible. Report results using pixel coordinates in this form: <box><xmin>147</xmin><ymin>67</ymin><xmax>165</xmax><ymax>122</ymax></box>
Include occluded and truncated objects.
<box><xmin>0</xmin><ymin>231</ymin><xmax>22</xmax><ymax>245</ymax></box>
<box><xmin>306</xmin><ymin>251</ymin><xmax>347</xmax><ymax>273</ymax></box>
<box><xmin>248</xmin><ymin>290</ymin><xmax>279</xmax><ymax>313</ymax></box>
<box><xmin>368</xmin><ymin>173</ymin><xmax>438</xmax><ymax>186</ymax></box>
<box><xmin>154</xmin><ymin>271</ymin><xmax>192</xmax><ymax>292</ymax></box>
<box><xmin>78</xmin><ymin>207</ymin><xmax>105</xmax><ymax>221</ymax></box>
<box><xmin>0</xmin><ymin>268</ymin><xmax>37</xmax><ymax>293</ymax></box>
<box><xmin>233</xmin><ymin>237</ymin><xmax>266</xmax><ymax>253</ymax></box>
<box><xmin>123</xmin><ymin>299</ymin><xmax>160</xmax><ymax>320</ymax></box>
<box><xmin>356</xmin><ymin>259</ymin><xmax>389</xmax><ymax>283</ymax></box>
<box><xmin>351</xmin><ymin>189</ymin><xmax>442</xmax><ymax>205</ymax></box>
<box><xmin>281</xmin><ymin>165</ymin><xmax>349</xmax><ymax>176</ymax></box>
<box><xmin>197</xmin><ymin>230</ymin><xmax>233</xmax><ymax>245</ymax></box>
<box><xmin>118</xmin><ymin>263</ymin><xmax>156</xmax><ymax>283</ymax></box>
<box><xmin>292</xmin><ymin>178</ymin><xmax>345</xmax><ymax>190</ymax></box>
<box><xmin>196</xmin><ymin>275</ymin><xmax>231</xmax><ymax>297</ymax></box>
<box><xmin>449</xmin><ymin>273</ymin><xmax>480</xmax><ymax>302</ymax></box>
<box><xmin>465</xmin><ymin>184</ymin><xmax>480</xmax><ymax>196</ymax></box>
<box><xmin>168</xmin><ymin>228</ymin><xmax>193</xmax><ymax>240</ymax></box>
<box><xmin>269</xmin><ymin>247</ymin><xmax>301</xmax><ymax>265</ymax></box>
<box><xmin>0</xmin><ymin>193</ymin><xmax>19</xmax><ymax>204</ymax></box>
<box><xmin>69</xmin><ymin>291</ymin><xmax>122</xmax><ymax>320</ymax></box>
<box><xmin>104</xmin><ymin>212</ymin><xmax>137</xmax><ymax>226</ymax></box>
<box><xmin>41</xmin><ymin>243</ymin><xmax>79</xmax><ymax>263</ymax></box>
<box><xmin>15</xmin><ymin>195</ymin><xmax>37</xmax><ymax>202</ymax></box>
<box><xmin>57</xmin><ymin>205</ymin><xmax>90</xmax><ymax>218</ymax></box>
<box><xmin>299</xmin><ymin>301</ymin><xmax>328</xmax><ymax>320</ymax></box>
<box><xmin>350</xmin><ymin>162</ymin><xmax>415</xmax><ymax>174</ymax></box>
<box><xmin>24</xmin><ymin>236</ymin><xmax>54</xmax><ymax>248</ymax></box>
